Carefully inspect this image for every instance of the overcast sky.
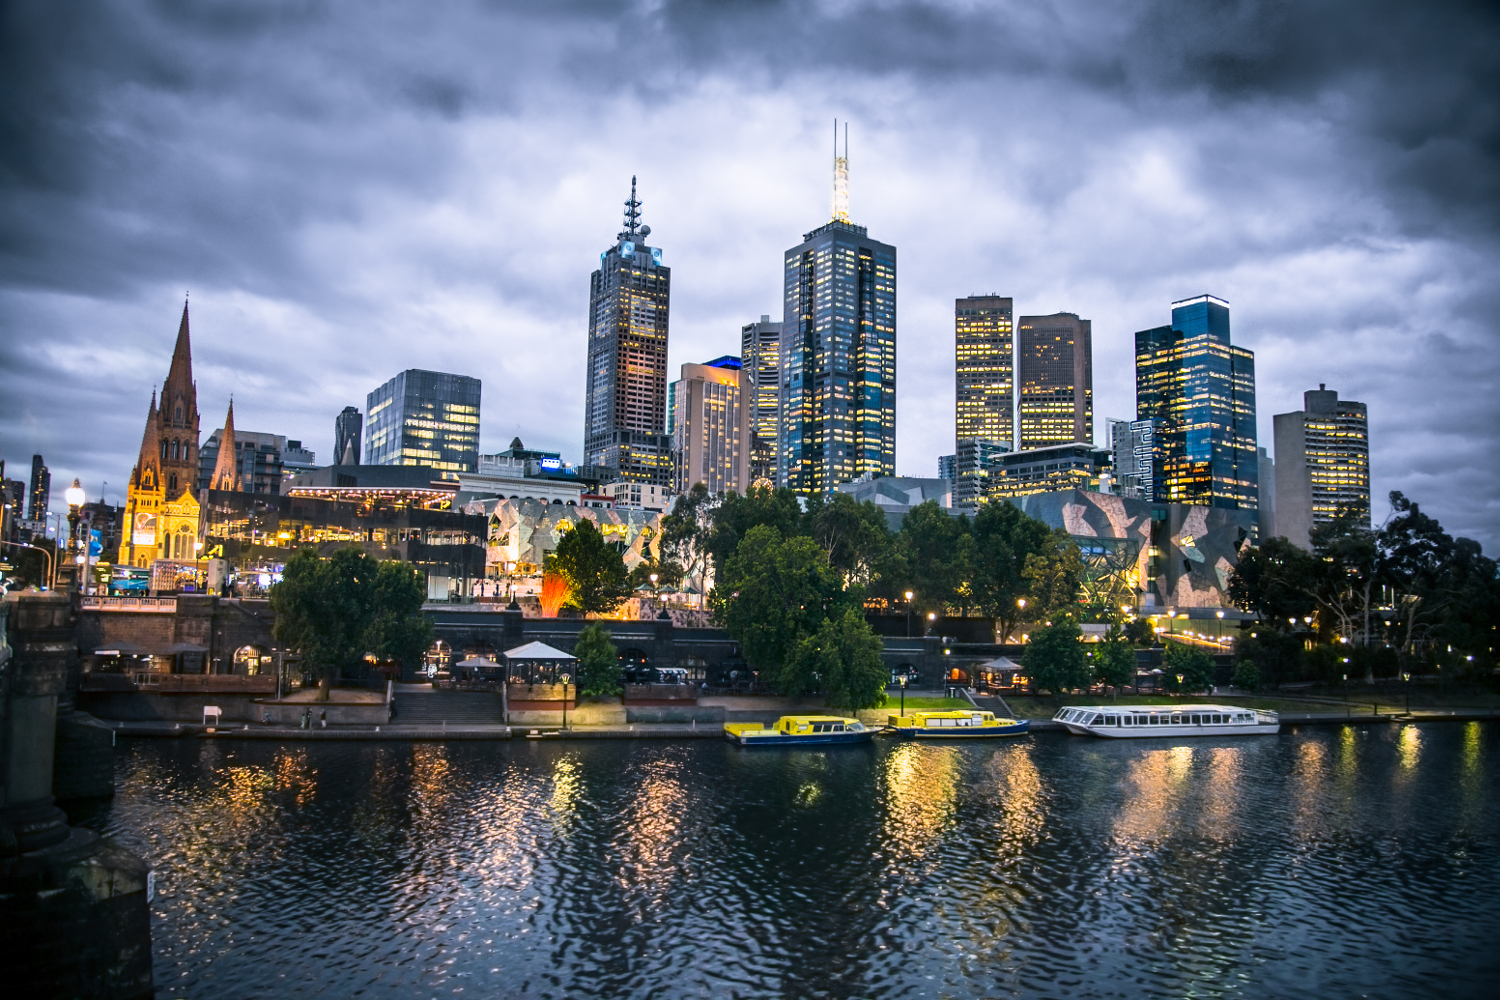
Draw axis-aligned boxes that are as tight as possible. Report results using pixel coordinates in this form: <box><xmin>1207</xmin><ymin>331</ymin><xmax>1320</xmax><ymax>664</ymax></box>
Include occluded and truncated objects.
<box><xmin>2</xmin><ymin>0</ymin><xmax>1497</xmax><ymax>549</ymax></box>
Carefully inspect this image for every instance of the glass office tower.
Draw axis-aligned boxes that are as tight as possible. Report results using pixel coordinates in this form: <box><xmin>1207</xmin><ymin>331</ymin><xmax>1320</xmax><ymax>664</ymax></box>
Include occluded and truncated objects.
<box><xmin>1134</xmin><ymin>295</ymin><xmax>1257</xmax><ymax>510</ymax></box>
<box><xmin>364</xmin><ymin>370</ymin><xmax>481</xmax><ymax>474</ymax></box>
<box><xmin>583</xmin><ymin>177</ymin><xmax>673</xmax><ymax>486</ymax></box>
<box><xmin>779</xmin><ymin>171</ymin><xmax>896</xmax><ymax>494</ymax></box>
<box><xmin>1017</xmin><ymin>312</ymin><xmax>1092</xmax><ymax>450</ymax></box>
<box><xmin>741</xmin><ymin>316</ymin><xmax>782</xmax><ymax>484</ymax></box>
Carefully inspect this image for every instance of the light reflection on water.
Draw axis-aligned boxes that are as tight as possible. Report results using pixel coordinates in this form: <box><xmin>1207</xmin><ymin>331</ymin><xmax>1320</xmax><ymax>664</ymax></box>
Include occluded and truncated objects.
<box><xmin>84</xmin><ymin>724</ymin><xmax>1500</xmax><ymax>999</ymax></box>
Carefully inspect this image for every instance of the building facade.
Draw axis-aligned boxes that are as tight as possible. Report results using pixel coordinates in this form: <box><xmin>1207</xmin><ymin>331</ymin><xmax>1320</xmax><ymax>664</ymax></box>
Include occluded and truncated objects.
<box><xmin>1135</xmin><ymin>295</ymin><xmax>1258</xmax><ymax>511</ymax></box>
<box><xmin>119</xmin><ymin>302</ymin><xmax>204</xmax><ymax>568</ymax></box>
<box><xmin>1272</xmin><ymin>385</ymin><xmax>1369</xmax><ymax>549</ymax></box>
<box><xmin>198</xmin><ymin>417</ymin><xmax>299</xmax><ymax>496</ymax></box>
<box><xmin>741</xmin><ymin>315</ymin><xmax>782</xmax><ymax>486</ymax></box>
<box><xmin>334</xmin><ymin>406</ymin><xmax>363</xmax><ymax>466</ymax></box>
<box><xmin>953</xmin><ymin>437</ymin><xmax>1012</xmax><ymax>509</ymax></box>
<box><xmin>1017</xmin><ymin>312</ymin><xmax>1092</xmax><ymax>450</ymax></box>
<box><xmin>780</xmin><ymin>165</ymin><xmax>897</xmax><ymax>494</ymax></box>
<box><xmin>1107</xmin><ymin>417</ymin><xmax>1157</xmax><ymax>500</ymax></box>
<box><xmin>953</xmin><ymin>294</ymin><xmax>1013</xmax><ymax>506</ymax></box>
<box><xmin>583</xmin><ymin>177</ymin><xmax>672</xmax><ymax>486</ymax></box>
<box><xmin>671</xmin><ymin>358</ymin><xmax>752</xmax><ymax>496</ymax></box>
<box><xmin>364</xmin><ymin>369</ymin><xmax>481</xmax><ymax>474</ymax></box>
<box><xmin>984</xmin><ymin>443</ymin><xmax>1111</xmax><ymax>499</ymax></box>
<box><xmin>604</xmin><ymin>481</ymin><xmax>674</xmax><ymax>513</ymax></box>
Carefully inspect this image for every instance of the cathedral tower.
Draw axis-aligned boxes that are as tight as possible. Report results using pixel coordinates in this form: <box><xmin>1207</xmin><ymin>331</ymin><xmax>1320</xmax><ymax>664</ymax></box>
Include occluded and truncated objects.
<box><xmin>119</xmin><ymin>302</ymin><xmax>203</xmax><ymax>567</ymax></box>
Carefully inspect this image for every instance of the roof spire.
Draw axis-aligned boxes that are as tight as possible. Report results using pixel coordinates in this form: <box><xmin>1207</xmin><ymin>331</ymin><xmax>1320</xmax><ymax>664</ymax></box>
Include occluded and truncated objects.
<box><xmin>832</xmin><ymin>119</ymin><xmax>850</xmax><ymax>223</ymax></box>
<box><xmin>622</xmin><ymin>175</ymin><xmax>642</xmax><ymax>240</ymax></box>
<box><xmin>209</xmin><ymin>399</ymin><xmax>242</xmax><ymax>492</ymax></box>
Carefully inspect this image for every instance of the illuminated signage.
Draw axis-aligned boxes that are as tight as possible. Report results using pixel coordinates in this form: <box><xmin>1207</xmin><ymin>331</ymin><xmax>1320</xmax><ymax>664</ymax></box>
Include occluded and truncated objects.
<box><xmin>620</xmin><ymin>241</ymin><xmax>635</xmax><ymax>258</ymax></box>
<box><xmin>132</xmin><ymin>512</ymin><xmax>157</xmax><ymax>546</ymax></box>
<box><xmin>650</xmin><ymin>247</ymin><xmax>662</xmax><ymax>266</ymax></box>
<box><xmin>540</xmin><ymin>457</ymin><xmax>562</xmax><ymax>471</ymax></box>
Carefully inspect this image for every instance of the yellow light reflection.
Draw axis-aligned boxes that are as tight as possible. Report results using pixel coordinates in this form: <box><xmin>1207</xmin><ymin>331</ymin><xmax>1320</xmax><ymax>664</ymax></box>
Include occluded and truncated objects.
<box><xmin>881</xmin><ymin>743</ymin><xmax>958</xmax><ymax>854</ymax></box>
<box><xmin>1197</xmin><ymin>746</ymin><xmax>1243</xmax><ymax>840</ymax></box>
<box><xmin>1289</xmin><ymin>738</ymin><xmax>1327</xmax><ymax>841</ymax></box>
<box><xmin>1113</xmin><ymin>748</ymin><xmax>1192</xmax><ymax>845</ymax></box>
<box><xmin>1397</xmin><ymin>725</ymin><xmax>1422</xmax><ymax>771</ymax></box>
<box><xmin>617</xmin><ymin>757</ymin><xmax>689</xmax><ymax>899</ymax></box>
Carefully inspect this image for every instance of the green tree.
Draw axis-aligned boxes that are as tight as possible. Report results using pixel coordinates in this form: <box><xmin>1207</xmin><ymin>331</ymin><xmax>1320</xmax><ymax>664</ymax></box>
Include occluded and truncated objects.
<box><xmin>1023</xmin><ymin>619</ymin><xmax>1090</xmax><ymax>704</ymax></box>
<box><xmin>711</xmin><ymin>525</ymin><xmax>850</xmax><ymax>697</ymax></box>
<box><xmin>1021</xmin><ymin>529</ymin><xmax>1085</xmax><ymax>621</ymax></box>
<box><xmin>551</xmin><ymin>519</ymin><xmax>631</xmax><ymax>615</ymax></box>
<box><xmin>706</xmin><ymin>485</ymin><xmax>805</xmax><ymax>579</ymax></box>
<box><xmin>968</xmin><ymin>501</ymin><xmax>1054</xmax><ymax>641</ymax></box>
<box><xmin>660</xmin><ymin>483</ymin><xmax>714</xmax><ymax>592</ymax></box>
<box><xmin>1227</xmin><ymin>536</ymin><xmax>1319</xmax><ymax>632</ymax></box>
<box><xmin>574</xmin><ymin>623</ymin><xmax>621</xmax><ymax>698</ymax></box>
<box><xmin>898</xmin><ymin>500</ymin><xmax>972</xmax><ymax>618</ymax></box>
<box><xmin>797</xmin><ymin>608</ymin><xmax>888</xmax><ymax>710</ymax></box>
<box><xmin>805</xmin><ymin>491</ymin><xmax>891</xmax><ymax>587</ymax></box>
<box><xmin>1124</xmin><ymin>615</ymin><xmax>1156</xmax><ymax>646</ymax></box>
<box><xmin>1164</xmin><ymin>641</ymin><xmax>1215</xmax><ymax>693</ymax></box>
<box><xmin>366</xmin><ymin>560</ymin><xmax>434</xmax><ymax>672</ymax></box>
<box><xmin>1090</xmin><ymin>625</ymin><xmax>1137</xmax><ymax>689</ymax></box>
<box><xmin>271</xmin><ymin>547</ymin><xmax>379</xmax><ymax>701</ymax></box>
<box><xmin>1231</xmin><ymin>659</ymin><xmax>1261</xmax><ymax>692</ymax></box>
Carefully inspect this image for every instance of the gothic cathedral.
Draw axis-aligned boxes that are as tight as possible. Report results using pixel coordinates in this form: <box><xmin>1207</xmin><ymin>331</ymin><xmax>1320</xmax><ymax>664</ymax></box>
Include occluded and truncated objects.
<box><xmin>119</xmin><ymin>302</ymin><xmax>204</xmax><ymax>568</ymax></box>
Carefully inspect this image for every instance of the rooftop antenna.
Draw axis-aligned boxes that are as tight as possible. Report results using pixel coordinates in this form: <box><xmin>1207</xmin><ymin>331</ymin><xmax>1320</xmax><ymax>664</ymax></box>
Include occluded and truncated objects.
<box><xmin>622</xmin><ymin>175</ymin><xmax>642</xmax><ymax>241</ymax></box>
<box><xmin>832</xmin><ymin>120</ymin><xmax>850</xmax><ymax>223</ymax></box>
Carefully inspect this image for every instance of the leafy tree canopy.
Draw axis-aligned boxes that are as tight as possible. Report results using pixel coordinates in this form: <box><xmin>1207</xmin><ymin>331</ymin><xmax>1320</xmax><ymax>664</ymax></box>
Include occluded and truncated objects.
<box><xmin>1023</xmin><ymin>619</ymin><xmax>1090</xmax><ymax>703</ymax></box>
<box><xmin>551</xmin><ymin>519</ymin><xmax>631</xmax><ymax>615</ymax></box>
<box><xmin>574</xmin><ymin>623</ymin><xmax>621</xmax><ymax>698</ymax></box>
<box><xmin>1163</xmin><ymin>641</ymin><xmax>1215</xmax><ymax>693</ymax></box>
<box><xmin>1090</xmin><ymin>624</ymin><xmax>1137</xmax><ymax>688</ymax></box>
<box><xmin>797</xmin><ymin>608</ymin><xmax>888</xmax><ymax>711</ymax></box>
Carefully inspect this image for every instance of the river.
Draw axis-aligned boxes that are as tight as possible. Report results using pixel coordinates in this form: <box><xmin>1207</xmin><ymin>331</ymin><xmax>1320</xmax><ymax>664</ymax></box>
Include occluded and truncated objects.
<box><xmin>79</xmin><ymin>722</ymin><xmax>1498</xmax><ymax>998</ymax></box>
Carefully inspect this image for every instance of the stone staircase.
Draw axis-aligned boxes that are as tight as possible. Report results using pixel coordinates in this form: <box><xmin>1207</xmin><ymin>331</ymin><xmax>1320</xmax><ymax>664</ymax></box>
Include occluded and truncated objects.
<box><xmin>391</xmin><ymin>689</ymin><xmax>505</xmax><ymax>725</ymax></box>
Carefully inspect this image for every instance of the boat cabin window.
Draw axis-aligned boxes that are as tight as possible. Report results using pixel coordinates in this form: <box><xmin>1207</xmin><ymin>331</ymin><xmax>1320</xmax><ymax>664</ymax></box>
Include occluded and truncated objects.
<box><xmin>1105</xmin><ymin>716</ymin><xmax>1118</xmax><ymax>726</ymax></box>
<box><xmin>1191</xmin><ymin>714</ymin><xmax>1200</xmax><ymax>724</ymax></box>
<box><xmin>1122</xmin><ymin>716</ymin><xmax>1133</xmax><ymax>726</ymax></box>
<box><xmin>1091</xmin><ymin>714</ymin><xmax>1104</xmax><ymax>725</ymax></box>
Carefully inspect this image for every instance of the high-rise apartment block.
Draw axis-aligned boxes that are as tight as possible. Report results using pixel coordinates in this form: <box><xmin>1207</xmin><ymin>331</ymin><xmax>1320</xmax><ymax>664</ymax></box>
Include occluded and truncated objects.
<box><xmin>741</xmin><ymin>315</ymin><xmax>782</xmax><ymax>486</ymax></box>
<box><xmin>1017</xmin><ymin>312</ymin><xmax>1092</xmax><ymax>450</ymax></box>
<box><xmin>583</xmin><ymin>178</ymin><xmax>672</xmax><ymax>486</ymax></box>
<box><xmin>780</xmin><ymin>141</ymin><xmax>896</xmax><ymax>494</ymax></box>
<box><xmin>1135</xmin><ymin>295</ymin><xmax>1258</xmax><ymax>510</ymax></box>
<box><xmin>27</xmin><ymin>454</ymin><xmax>49</xmax><ymax>521</ymax></box>
<box><xmin>953</xmin><ymin>437</ymin><xmax>1011</xmax><ymax>508</ymax></box>
<box><xmin>671</xmin><ymin>357</ymin><xmax>752</xmax><ymax>495</ymax></box>
<box><xmin>364</xmin><ymin>369</ymin><xmax>481</xmax><ymax>473</ymax></box>
<box><xmin>335</xmin><ymin>406</ymin><xmax>363</xmax><ymax>466</ymax></box>
<box><xmin>1273</xmin><ymin>385</ymin><xmax>1369</xmax><ymax>549</ymax></box>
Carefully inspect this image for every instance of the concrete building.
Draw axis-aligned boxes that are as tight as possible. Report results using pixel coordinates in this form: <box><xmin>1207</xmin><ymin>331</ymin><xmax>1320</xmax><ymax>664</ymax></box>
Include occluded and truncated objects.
<box><xmin>1257</xmin><ymin>446</ymin><xmax>1276</xmax><ymax>539</ymax></box>
<box><xmin>780</xmin><ymin>133</ymin><xmax>897</xmax><ymax>493</ymax></box>
<box><xmin>671</xmin><ymin>357</ymin><xmax>752</xmax><ymax>496</ymax></box>
<box><xmin>984</xmin><ymin>443</ymin><xmax>1111</xmax><ymax>499</ymax></box>
<box><xmin>741</xmin><ymin>315</ymin><xmax>782</xmax><ymax>485</ymax></box>
<box><xmin>1273</xmin><ymin>385</ymin><xmax>1369</xmax><ymax>548</ymax></box>
<box><xmin>334</xmin><ymin>406</ymin><xmax>362</xmax><ymax>466</ymax></box>
<box><xmin>365</xmin><ymin>369</ymin><xmax>481</xmax><ymax>474</ymax></box>
<box><xmin>1017</xmin><ymin>312</ymin><xmax>1092</xmax><ymax>450</ymax></box>
<box><xmin>1135</xmin><ymin>295</ymin><xmax>1258</xmax><ymax>511</ymax></box>
<box><xmin>605</xmin><ymin>481</ymin><xmax>674</xmax><ymax>513</ymax></box>
<box><xmin>583</xmin><ymin>177</ymin><xmax>673</xmax><ymax>486</ymax></box>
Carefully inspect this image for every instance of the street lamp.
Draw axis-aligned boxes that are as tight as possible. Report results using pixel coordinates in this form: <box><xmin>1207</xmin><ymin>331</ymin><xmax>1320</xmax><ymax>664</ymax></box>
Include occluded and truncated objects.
<box><xmin>899</xmin><ymin>673</ymin><xmax>908</xmax><ymax>717</ymax></box>
<box><xmin>1402</xmin><ymin>671</ymin><xmax>1411</xmax><ymax>715</ymax></box>
<box><xmin>926</xmin><ymin>611</ymin><xmax>936</xmax><ymax>636</ymax></box>
<box><xmin>1175</xmin><ymin>672</ymin><xmax>1184</xmax><ymax>696</ymax></box>
<box><xmin>559</xmin><ymin>672</ymin><xmax>572</xmax><ymax>730</ymax></box>
<box><xmin>64</xmin><ymin>479</ymin><xmax>85</xmax><ymax>591</ymax></box>
<box><xmin>905</xmin><ymin>591</ymin><xmax>914</xmax><ymax>637</ymax></box>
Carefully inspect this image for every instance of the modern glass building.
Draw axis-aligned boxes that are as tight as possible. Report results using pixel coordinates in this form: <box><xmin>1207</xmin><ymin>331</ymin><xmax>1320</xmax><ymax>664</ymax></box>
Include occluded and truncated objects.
<box><xmin>741</xmin><ymin>315</ymin><xmax>782</xmax><ymax>485</ymax></box>
<box><xmin>334</xmin><ymin>406</ymin><xmax>363</xmax><ymax>466</ymax></box>
<box><xmin>364</xmin><ymin>369</ymin><xmax>481</xmax><ymax>474</ymax></box>
<box><xmin>1134</xmin><ymin>295</ymin><xmax>1258</xmax><ymax>510</ymax></box>
<box><xmin>583</xmin><ymin>177</ymin><xmax>672</xmax><ymax>486</ymax></box>
<box><xmin>780</xmin><ymin>156</ymin><xmax>896</xmax><ymax>494</ymax></box>
<box><xmin>1017</xmin><ymin>312</ymin><xmax>1092</xmax><ymax>450</ymax></box>
<box><xmin>953</xmin><ymin>295</ymin><xmax>1013</xmax><ymax>506</ymax></box>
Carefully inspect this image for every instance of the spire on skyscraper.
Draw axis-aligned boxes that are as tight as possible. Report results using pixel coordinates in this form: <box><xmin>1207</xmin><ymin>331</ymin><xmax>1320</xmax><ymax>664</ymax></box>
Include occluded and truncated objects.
<box><xmin>832</xmin><ymin>120</ymin><xmax>850</xmax><ymax>224</ymax></box>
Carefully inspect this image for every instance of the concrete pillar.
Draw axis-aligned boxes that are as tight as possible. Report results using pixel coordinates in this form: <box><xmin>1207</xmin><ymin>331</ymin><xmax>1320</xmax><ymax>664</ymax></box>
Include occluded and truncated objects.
<box><xmin>0</xmin><ymin>594</ymin><xmax>154</xmax><ymax>999</ymax></box>
<box><xmin>654</xmin><ymin>608</ymin><xmax>675</xmax><ymax>670</ymax></box>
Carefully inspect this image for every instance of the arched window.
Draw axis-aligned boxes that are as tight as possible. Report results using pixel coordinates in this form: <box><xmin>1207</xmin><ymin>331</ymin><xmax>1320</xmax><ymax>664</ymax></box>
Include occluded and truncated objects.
<box><xmin>168</xmin><ymin>473</ymin><xmax>177</xmax><ymax>494</ymax></box>
<box><xmin>175</xmin><ymin>405</ymin><xmax>183</xmax><ymax>425</ymax></box>
<box><xmin>160</xmin><ymin>440</ymin><xmax>168</xmax><ymax>461</ymax></box>
<box><xmin>171</xmin><ymin>439</ymin><xmax>180</xmax><ymax>460</ymax></box>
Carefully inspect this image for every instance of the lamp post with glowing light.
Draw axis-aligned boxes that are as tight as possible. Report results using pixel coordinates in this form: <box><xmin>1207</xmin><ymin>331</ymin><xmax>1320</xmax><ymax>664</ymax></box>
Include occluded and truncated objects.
<box><xmin>64</xmin><ymin>479</ymin><xmax>85</xmax><ymax>591</ymax></box>
<box><xmin>905</xmin><ymin>591</ymin><xmax>914</xmax><ymax>637</ymax></box>
<box><xmin>899</xmin><ymin>673</ymin><xmax>908</xmax><ymax>717</ymax></box>
<box><xmin>559</xmin><ymin>672</ymin><xmax>572</xmax><ymax>730</ymax></box>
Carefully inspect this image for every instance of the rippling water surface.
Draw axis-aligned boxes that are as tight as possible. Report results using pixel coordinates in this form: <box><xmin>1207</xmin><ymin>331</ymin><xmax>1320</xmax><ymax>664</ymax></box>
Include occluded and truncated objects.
<box><xmin>83</xmin><ymin>723</ymin><xmax>1500</xmax><ymax>998</ymax></box>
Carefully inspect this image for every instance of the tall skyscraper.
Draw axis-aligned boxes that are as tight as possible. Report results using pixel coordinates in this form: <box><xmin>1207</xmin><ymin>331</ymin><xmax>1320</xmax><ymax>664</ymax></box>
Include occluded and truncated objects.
<box><xmin>583</xmin><ymin>177</ymin><xmax>672</xmax><ymax>486</ymax></box>
<box><xmin>1017</xmin><ymin>312</ymin><xmax>1092</xmax><ymax>450</ymax></box>
<box><xmin>1106</xmin><ymin>417</ymin><xmax>1156</xmax><ymax>500</ymax></box>
<box><xmin>671</xmin><ymin>357</ymin><xmax>752</xmax><ymax>495</ymax></box>
<box><xmin>364</xmin><ymin>369</ymin><xmax>481</xmax><ymax>473</ymax></box>
<box><xmin>780</xmin><ymin>128</ymin><xmax>896</xmax><ymax>494</ymax></box>
<box><xmin>27</xmin><ymin>454</ymin><xmax>49</xmax><ymax>521</ymax></box>
<box><xmin>335</xmin><ymin>406</ymin><xmax>363</xmax><ymax>466</ymax></box>
<box><xmin>741</xmin><ymin>315</ymin><xmax>782</xmax><ymax>485</ymax></box>
<box><xmin>119</xmin><ymin>301</ymin><xmax>204</xmax><ymax>567</ymax></box>
<box><xmin>1135</xmin><ymin>295</ymin><xmax>1258</xmax><ymax>510</ymax></box>
<box><xmin>953</xmin><ymin>295</ymin><xmax>1013</xmax><ymax>506</ymax></box>
<box><xmin>1273</xmin><ymin>385</ymin><xmax>1369</xmax><ymax>549</ymax></box>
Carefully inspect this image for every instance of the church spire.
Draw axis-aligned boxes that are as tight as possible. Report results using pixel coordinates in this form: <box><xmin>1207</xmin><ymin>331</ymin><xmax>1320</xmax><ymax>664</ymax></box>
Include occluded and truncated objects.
<box><xmin>208</xmin><ymin>400</ymin><xmax>242</xmax><ymax>492</ymax></box>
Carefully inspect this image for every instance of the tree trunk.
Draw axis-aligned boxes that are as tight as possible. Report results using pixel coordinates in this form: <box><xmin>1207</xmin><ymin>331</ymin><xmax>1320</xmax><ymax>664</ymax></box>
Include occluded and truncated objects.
<box><xmin>318</xmin><ymin>674</ymin><xmax>332</xmax><ymax>702</ymax></box>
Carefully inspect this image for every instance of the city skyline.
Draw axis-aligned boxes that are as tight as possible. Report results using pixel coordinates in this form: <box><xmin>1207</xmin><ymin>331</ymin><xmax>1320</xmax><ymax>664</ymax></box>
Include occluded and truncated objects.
<box><xmin>1</xmin><ymin>2</ymin><xmax>1496</xmax><ymax>549</ymax></box>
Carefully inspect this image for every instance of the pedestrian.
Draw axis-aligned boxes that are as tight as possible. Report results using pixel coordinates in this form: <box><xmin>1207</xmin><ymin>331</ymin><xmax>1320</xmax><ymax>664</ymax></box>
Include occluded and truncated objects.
<box><xmin>319</xmin><ymin>708</ymin><xmax>327</xmax><ymax>729</ymax></box>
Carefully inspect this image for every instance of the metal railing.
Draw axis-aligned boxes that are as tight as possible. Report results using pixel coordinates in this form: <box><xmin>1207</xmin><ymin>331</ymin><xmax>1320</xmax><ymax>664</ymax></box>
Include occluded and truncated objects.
<box><xmin>81</xmin><ymin>595</ymin><xmax>178</xmax><ymax>612</ymax></box>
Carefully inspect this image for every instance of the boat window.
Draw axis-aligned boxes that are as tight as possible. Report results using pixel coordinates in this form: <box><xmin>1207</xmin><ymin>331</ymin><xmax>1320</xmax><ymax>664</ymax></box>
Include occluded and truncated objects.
<box><xmin>1091</xmin><ymin>714</ymin><xmax>1104</xmax><ymax>725</ymax></box>
<box><xmin>1190</xmin><ymin>714</ymin><xmax>1200</xmax><ymax>724</ymax></box>
<box><xmin>1172</xmin><ymin>714</ymin><xmax>1182</xmax><ymax>725</ymax></box>
<box><xmin>1122</xmin><ymin>716</ymin><xmax>1132</xmax><ymax>726</ymax></box>
<box><xmin>1151</xmin><ymin>716</ymin><xmax>1162</xmax><ymax>725</ymax></box>
<box><xmin>1213</xmin><ymin>714</ymin><xmax>1222</xmax><ymax>724</ymax></box>
<box><xmin>1106</xmin><ymin>716</ymin><xmax>1118</xmax><ymax>725</ymax></box>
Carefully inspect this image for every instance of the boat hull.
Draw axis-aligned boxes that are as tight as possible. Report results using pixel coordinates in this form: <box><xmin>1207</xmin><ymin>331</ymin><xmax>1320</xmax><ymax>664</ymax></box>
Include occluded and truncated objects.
<box><xmin>891</xmin><ymin>721</ymin><xmax>1030</xmax><ymax>738</ymax></box>
<box><xmin>727</xmin><ymin>730</ymin><xmax>875</xmax><ymax>747</ymax></box>
<box><xmin>1058</xmin><ymin>721</ymin><xmax>1280</xmax><ymax>737</ymax></box>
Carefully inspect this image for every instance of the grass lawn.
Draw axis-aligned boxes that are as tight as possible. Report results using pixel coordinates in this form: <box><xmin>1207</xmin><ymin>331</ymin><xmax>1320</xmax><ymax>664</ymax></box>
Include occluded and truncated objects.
<box><xmin>888</xmin><ymin>696</ymin><xmax>971</xmax><ymax>710</ymax></box>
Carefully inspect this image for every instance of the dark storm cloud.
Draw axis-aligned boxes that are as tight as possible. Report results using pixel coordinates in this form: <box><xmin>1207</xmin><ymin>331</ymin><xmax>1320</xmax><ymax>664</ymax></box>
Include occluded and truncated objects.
<box><xmin>1</xmin><ymin>0</ymin><xmax>1498</xmax><ymax>546</ymax></box>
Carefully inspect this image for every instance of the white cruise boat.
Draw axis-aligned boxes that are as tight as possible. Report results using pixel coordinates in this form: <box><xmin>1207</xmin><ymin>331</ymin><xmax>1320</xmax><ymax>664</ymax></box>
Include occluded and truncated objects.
<box><xmin>1053</xmin><ymin>704</ymin><xmax>1279</xmax><ymax>738</ymax></box>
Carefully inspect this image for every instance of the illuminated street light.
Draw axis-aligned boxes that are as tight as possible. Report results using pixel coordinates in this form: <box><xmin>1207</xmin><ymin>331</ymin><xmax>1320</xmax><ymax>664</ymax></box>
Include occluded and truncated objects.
<box><xmin>559</xmin><ymin>672</ymin><xmax>572</xmax><ymax>731</ymax></box>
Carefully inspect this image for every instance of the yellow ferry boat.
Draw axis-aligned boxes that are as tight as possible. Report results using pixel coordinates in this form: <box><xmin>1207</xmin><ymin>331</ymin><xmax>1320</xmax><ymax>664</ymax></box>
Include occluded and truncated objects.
<box><xmin>724</xmin><ymin>715</ymin><xmax>874</xmax><ymax>746</ymax></box>
<box><xmin>886</xmin><ymin>709</ymin><xmax>1030</xmax><ymax>738</ymax></box>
